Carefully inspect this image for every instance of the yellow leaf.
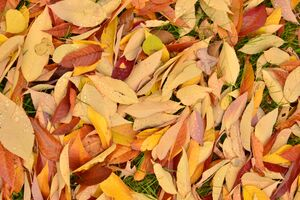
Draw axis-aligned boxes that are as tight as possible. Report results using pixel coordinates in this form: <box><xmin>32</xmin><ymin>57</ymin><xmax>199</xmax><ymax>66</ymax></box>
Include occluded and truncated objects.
<box><xmin>74</xmin><ymin>143</ymin><xmax>116</xmax><ymax>172</ymax></box>
<box><xmin>0</xmin><ymin>34</ymin><xmax>8</xmax><ymax>45</ymax></box>
<box><xmin>72</xmin><ymin>40</ymin><xmax>104</xmax><ymax>47</ymax></box>
<box><xmin>141</xmin><ymin>126</ymin><xmax>169</xmax><ymax>151</ymax></box>
<box><xmin>204</xmin><ymin>129</ymin><xmax>216</xmax><ymax>142</ymax></box>
<box><xmin>101</xmin><ymin>17</ymin><xmax>118</xmax><ymax>63</ymax></box>
<box><xmin>265</xmin><ymin>8</ymin><xmax>282</xmax><ymax>25</ymax></box>
<box><xmin>100</xmin><ymin>173</ymin><xmax>133</xmax><ymax>200</ymax></box>
<box><xmin>253</xmin><ymin>82</ymin><xmax>265</xmax><ymax>116</ymax></box>
<box><xmin>87</xmin><ymin>106</ymin><xmax>111</xmax><ymax>148</ymax></box>
<box><xmin>243</xmin><ymin>185</ymin><xmax>269</xmax><ymax>200</ymax></box>
<box><xmin>5</xmin><ymin>9</ymin><xmax>27</xmax><ymax>33</ymax></box>
<box><xmin>212</xmin><ymin>164</ymin><xmax>229</xmax><ymax>200</ymax></box>
<box><xmin>153</xmin><ymin>162</ymin><xmax>177</xmax><ymax>194</ymax></box>
<box><xmin>137</xmin><ymin>128</ymin><xmax>160</xmax><ymax>139</ymax></box>
<box><xmin>73</xmin><ymin>62</ymin><xmax>98</xmax><ymax>76</ymax></box>
<box><xmin>263</xmin><ymin>145</ymin><xmax>292</xmax><ymax>165</ymax></box>
<box><xmin>177</xmin><ymin>149</ymin><xmax>191</xmax><ymax>198</ymax></box>
<box><xmin>59</xmin><ymin>143</ymin><xmax>71</xmax><ymax>200</ymax></box>
<box><xmin>111</xmin><ymin>124</ymin><xmax>136</xmax><ymax>146</ymax></box>
<box><xmin>19</xmin><ymin>6</ymin><xmax>30</xmax><ymax>26</ymax></box>
<box><xmin>37</xmin><ymin>162</ymin><xmax>50</xmax><ymax>199</ymax></box>
<box><xmin>181</xmin><ymin>76</ymin><xmax>201</xmax><ymax>88</ymax></box>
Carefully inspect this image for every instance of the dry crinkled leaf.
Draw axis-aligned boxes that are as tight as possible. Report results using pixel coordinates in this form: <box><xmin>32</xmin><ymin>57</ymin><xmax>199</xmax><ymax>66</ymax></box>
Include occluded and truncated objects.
<box><xmin>89</xmin><ymin>75</ymin><xmax>138</xmax><ymax>105</ymax></box>
<box><xmin>219</xmin><ymin>41</ymin><xmax>240</xmax><ymax>84</ymax></box>
<box><xmin>0</xmin><ymin>93</ymin><xmax>34</xmax><ymax>169</ymax></box>
<box><xmin>21</xmin><ymin>7</ymin><xmax>52</xmax><ymax>82</ymax></box>
<box><xmin>153</xmin><ymin>162</ymin><xmax>177</xmax><ymax>194</ymax></box>
<box><xmin>255</xmin><ymin>108</ymin><xmax>278</xmax><ymax>145</ymax></box>
<box><xmin>283</xmin><ymin>67</ymin><xmax>300</xmax><ymax>103</ymax></box>
<box><xmin>49</xmin><ymin>0</ymin><xmax>106</xmax><ymax>27</ymax></box>
<box><xmin>239</xmin><ymin>34</ymin><xmax>284</xmax><ymax>54</ymax></box>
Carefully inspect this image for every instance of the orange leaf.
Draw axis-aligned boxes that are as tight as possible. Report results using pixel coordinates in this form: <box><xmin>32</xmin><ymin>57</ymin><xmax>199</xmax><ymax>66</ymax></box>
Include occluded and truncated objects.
<box><xmin>60</xmin><ymin>44</ymin><xmax>103</xmax><ymax>68</ymax></box>
<box><xmin>69</xmin><ymin>132</ymin><xmax>91</xmax><ymax>170</ymax></box>
<box><xmin>134</xmin><ymin>151</ymin><xmax>152</xmax><ymax>181</ymax></box>
<box><xmin>52</xmin><ymin>117</ymin><xmax>80</xmax><ymax>135</ymax></box>
<box><xmin>107</xmin><ymin>145</ymin><xmax>140</xmax><ymax>164</ymax></box>
<box><xmin>31</xmin><ymin>118</ymin><xmax>63</xmax><ymax>161</ymax></box>
<box><xmin>37</xmin><ymin>161</ymin><xmax>50</xmax><ymax>199</ymax></box>
<box><xmin>240</xmin><ymin>57</ymin><xmax>254</xmax><ymax>100</ymax></box>
<box><xmin>169</xmin><ymin>119</ymin><xmax>188</xmax><ymax>160</ymax></box>
<box><xmin>0</xmin><ymin>143</ymin><xmax>15</xmax><ymax>189</ymax></box>
<box><xmin>251</xmin><ymin>134</ymin><xmax>265</xmax><ymax>174</ymax></box>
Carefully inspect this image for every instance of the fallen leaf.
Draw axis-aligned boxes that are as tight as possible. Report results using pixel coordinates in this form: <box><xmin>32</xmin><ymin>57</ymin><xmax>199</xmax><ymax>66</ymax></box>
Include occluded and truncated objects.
<box><xmin>49</xmin><ymin>0</ymin><xmax>106</xmax><ymax>27</ymax></box>
<box><xmin>219</xmin><ymin>41</ymin><xmax>240</xmax><ymax>84</ymax></box>
<box><xmin>0</xmin><ymin>93</ymin><xmax>34</xmax><ymax>169</ymax></box>
<box><xmin>5</xmin><ymin>9</ymin><xmax>28</xmax><ymax>33</ymax></box>
<box><xmin>239</xmin><ymin>5</ymin><xmax>267</xmax><ymax>36</ymax></box>
<box><xmin>239</xmin><ymin>34</ymin><xmax>284</xmax><ymax>54</ymax></box>
<box><xmin>21</xmin><ymin>7</ymin><xmax>52</xmax><ymax>82</ymax></box>
<box><xmin>283</xmin><ymin>66</ymin><xmax>300</xmax><ymax>103</ymax></box>
<box><xmin>272</xmin><ymin>0</ymin><xmax>298</xmax><ymax>24</ymax></box>
<box><xmin>100</xmin><ymin>172</ymin><xmax>133</xmax><ymax>200</ymax></box>
<box><xmin>60</xmin><ymin>45</ymin><xmax>102</xmax><ymax>68</ymax></box>
<box><xmin>240</xmin><ymin>58</ymin><xmax>254</xmax><ymax>99</ymax></box>
<box><xmin>212</xmin><ymin>164</ymin><xmax>229</xmax><ymax>200</ymax></box>
<box><xmin>153</xmin><ymin>162</ymin><xmax>177</xmax><ymax>194</ymax></box>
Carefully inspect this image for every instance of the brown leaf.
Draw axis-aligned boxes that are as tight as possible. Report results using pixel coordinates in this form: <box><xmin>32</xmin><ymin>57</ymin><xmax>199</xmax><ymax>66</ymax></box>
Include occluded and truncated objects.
<box><xmin>60</xmin><ymin>45</ymin><xmax>103</xmax><ymax>68</ymax></box>
<box><xmin>52</xmin><ymin>117</ymin><xmax>80</xmax><ymax>135</ymax></box>
<box><xmin>31</xmin><ymin>118</ymin><xmax>63</xmax><ymax>161</ymax></box>
<box><xmin>276</xmin><ymin>111</ymin><xmax>300</xmax><ymax>131</ymax></box>
<box><xmin>51</xmin><ymin>83</ymin><xmax>76</xmax><ymax>124</ymax></box>
<box><xmin>43</xmin><ymin>23</ymin><xmax>73</xmax><ymax>38</ymax></box>
<box><xmin>240</xmin><ymin>57</ymin><xmax>254</xmax><ymax>100</ymax></box>
<box><xmin>75</xmin><ymin>164</ymin><xmax>112</xmax><ymax>186</ymax></box>
<box><xmin>82</xmin><ymin>132</ymin><xmax>103</xmax><ymax>157</ymax></box>
<box><xmin>119</xmin><ymin>8</ymin><xmax>134</xmax><ymax>36</ymax></box>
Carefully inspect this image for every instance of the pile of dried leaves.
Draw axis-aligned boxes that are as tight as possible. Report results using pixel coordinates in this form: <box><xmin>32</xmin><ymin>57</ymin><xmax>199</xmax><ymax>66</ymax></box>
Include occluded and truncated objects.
<box><xmin>0</xmin><ymin>0</ymin><xmax>300</xmax><ymax>199</ymax></box>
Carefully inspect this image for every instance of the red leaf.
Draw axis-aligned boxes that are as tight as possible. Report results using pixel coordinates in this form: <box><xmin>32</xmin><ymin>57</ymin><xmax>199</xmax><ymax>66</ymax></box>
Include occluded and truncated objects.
<box><xmin>75</xmin><ymin>164</ymin><xmax>112</xmax><ymax>186</ymax></box>
<box><xmin>239</xmin><ymin>5</ymin><xmax>267</xmax><ymax>36</ymax></box>
<box><xmin>166</xmin><ymin>40</ymin><xmax>198</xmax><ymax>52</ymax></box>
<box><xmin>270</xmin><ymin>157</ymin><xmax>300</xmax><ymax>200</ymax></box>
<box><xmin>31</xmin><ymin>118</ymin><xmax>63</xmax><ymax>161</ymax></box>
<box><xmin>281</xmin><ymin>144</ymin><xmax>300</xmax><ymax>162</ymax></box>
<box><xmin>60</xmin><ymin>45</ymin><xmax>103</xmax><ymax>68</ymax></box>
<box><xmin>233</xmin><ymin>159</ymin><xmax>252</xmax><ymax>188</ymax></box>
<box><xmin>0</xmin><ymin>143</ymin><xmax>15</xmax><ymax>189</ymax></box>
<box><xmin>111</xmin><ymin>56</ymin><xmax>135</xmax><ymax>80</ymax></box>
<box><xmin>264</xmin><ymin>162</ymin><xmax>288</xmax><ymax>174</ymax></box>
<box><xmin>52</xmin><ymin>117</ymin><xmax>80</xmax><ymax>135</ymax></box>
<box><xmin>263</xmin><ymin>131</ymin><xmax>280</xmax><ymax>155</ymax></box>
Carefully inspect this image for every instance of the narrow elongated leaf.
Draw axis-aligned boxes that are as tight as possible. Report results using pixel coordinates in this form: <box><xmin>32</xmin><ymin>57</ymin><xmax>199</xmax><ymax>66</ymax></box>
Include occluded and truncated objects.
<box><xmin>31</xmin><ymin>118</ymin><xmax>63</xmax><ymax>161</ymax></box>
<box><xmin>221</xmin><ymin>93</ymin><xmax>248</xmax><ymax>131</ymax></box>
<box><xmin>254</xmin><ymin>108</ymin><xmax>278</xmax><ymax>145</ymax></box>
<box><xmin>240</xmin><ymin>99</ymin><xmax>254</xmax><ymax>151</ymax></box>
<box><xmin>177</xmin><ymin>149</ymin><xmax>191</xmax><ymax>198</ymax></box>
<box><xmin>219</xmin><ymin>41</ymin><xmax>240</xmax><ymax>84</ymax></box>
<box><xmin>60</xmin><ymin>45</ymin><xmax>102</xmax><ymax>68</ymax></box>
<box><xmin>239</xmin><ymin>34</ymin><xmax>284</xmax><ymax>54</ymax></box>
<box><xmin>0</xmin><ymin>143</ymin><xmax>15</xmax><ymax>188</ymax></box>
<box><xmin>283</xmin><ymin>67</ymin><xmax>300</xmax><ymax>102</ymax></box>
<box><xmin>89</xmin><ymin>75</ymin><xmax>138</xmax><ymax>105</ymax></box>
<box><xmin>212</xmin><ymin>164</ymin><xmax>229</xmax><ymax>200</ymax></box>
<box><xmin>21</xmin><ymin>7</ymin><xmax>52</xmax><ymax>82</ymax></box>
<box><xmin>153</xmin><ymin>162</ymin><xmax>177</xmax><ymax>194</ymax></box>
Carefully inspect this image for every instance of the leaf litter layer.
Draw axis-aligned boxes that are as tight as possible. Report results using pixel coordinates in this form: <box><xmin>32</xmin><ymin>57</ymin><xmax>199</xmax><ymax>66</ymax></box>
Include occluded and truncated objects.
<box><xmin>0</xmin><ymin>0</ymin><xmax>300</xmax><ymax>199</ymax></box>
